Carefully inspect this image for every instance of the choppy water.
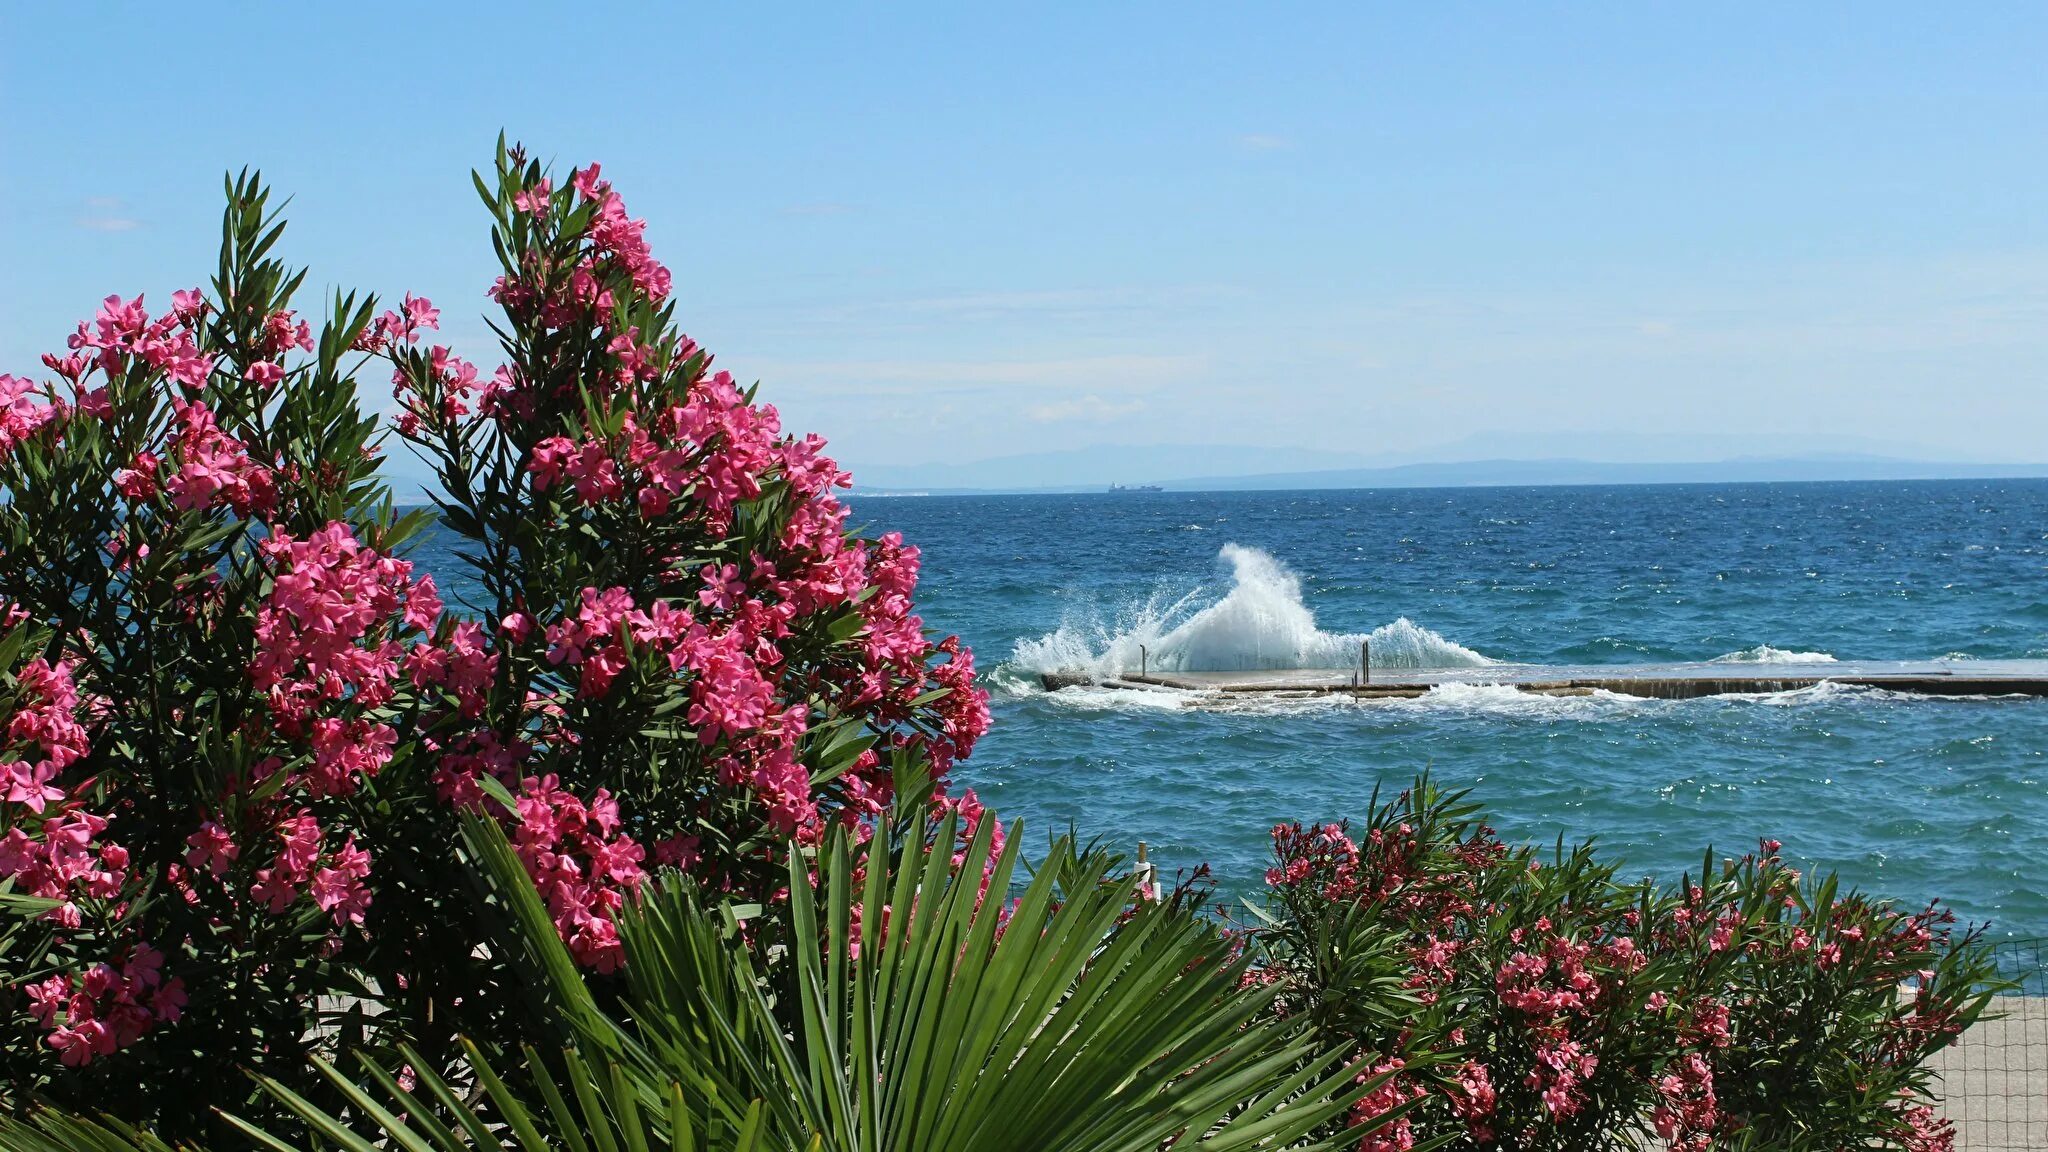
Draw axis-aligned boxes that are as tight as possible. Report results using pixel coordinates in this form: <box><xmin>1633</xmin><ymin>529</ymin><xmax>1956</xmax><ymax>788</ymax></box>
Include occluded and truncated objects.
<box><xmin>844</xmin><ymin>481</ymin><xmax>2048</xmax><ymax>938</ymax></box>
<box><xmin>408</xmin><ymin>480</ymin><xmax>2048</xmax><ymax>936</ymax></box>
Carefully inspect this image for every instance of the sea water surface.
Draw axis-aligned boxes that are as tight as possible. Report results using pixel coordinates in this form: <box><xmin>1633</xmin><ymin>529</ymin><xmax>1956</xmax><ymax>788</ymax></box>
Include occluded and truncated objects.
<box><xmin>840</xmin><ymin>481</ymin><xmax>2048</xmax><ymax>937</ymax></box>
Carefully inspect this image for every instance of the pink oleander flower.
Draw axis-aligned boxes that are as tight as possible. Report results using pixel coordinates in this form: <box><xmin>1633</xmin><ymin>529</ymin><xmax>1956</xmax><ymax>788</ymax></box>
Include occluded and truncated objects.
<box><xmin>170</xmin><ymin>287</ymin><xmax>209</xmax><ymax>324</ymax></box>
<box><xmin>0</xmin><ymin>374</ymin><xmax>60</xmax><ymax>456</ymax></box>
<box><xmin>512</xmin><ymin>178</ymin><xmax>552</xmax><ymax>215</ymax></box>
<box><xmin>164</xmin><ymin>402</ymin><xmax>276</xmax><ymax>515</ymax></box>
<box><xmin>249</xmin><ymin>521</ymin><xmax>430</xmax><ymax>724</ymax></box>
<box><xmin>305</xmin><ymin>716</ymin><xmax>397</xmax><ymax>797</ymax></box>
<box><xmin>310</xmin><ymin>836</ymin><xmax>372</xmax><ymax>927</ymax></box>
<box><xmin>184</xmin><ymin>820</ymin><xmax>239</xmax><ymax>876</ymax></box>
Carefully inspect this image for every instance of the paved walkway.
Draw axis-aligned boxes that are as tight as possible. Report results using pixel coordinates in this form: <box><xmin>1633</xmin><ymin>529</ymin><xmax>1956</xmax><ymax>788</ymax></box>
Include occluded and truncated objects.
<box><xmin>1934</xmin><ymin>995</ymin><xmax>2048</xmax><ymax>1151</ymax></box>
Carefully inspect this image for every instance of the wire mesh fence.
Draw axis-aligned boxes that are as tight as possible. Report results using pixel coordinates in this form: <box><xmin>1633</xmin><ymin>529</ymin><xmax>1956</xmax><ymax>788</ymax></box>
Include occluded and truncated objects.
<box><xmin>1937</xmin><ymin>937</ymin><xmax>2048</xmax><ymax>1151</ymax></box>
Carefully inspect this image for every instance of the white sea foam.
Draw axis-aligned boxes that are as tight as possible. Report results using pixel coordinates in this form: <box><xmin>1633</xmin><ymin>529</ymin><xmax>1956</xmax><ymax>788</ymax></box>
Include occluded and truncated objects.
<box><xmin>1749</xmin><ymin>680</ymin><xmax>1881</xmax><ymax>706</ymax></box>
<box><xmin>1016</xmin><ymin>674</ymin><xmax>1991</xmax><ymax>717</ymax></box>
<box><xmin>1380</xmin><ymin>682</ymin><xmax>1651</xmax><ymax>719</ymax></box>
<box><xmin>1009</xmin><ymin>544</ymin><xmax>1493</xmax><ymax>681</ymax></box>
<box><xmin>1029</xmin><ymin>683</ymin><xmax>1196</xmax><ymax>711</ymax></box>
<box><xmin>1708</xmin><ymin>645</ymin><xmax>1839</xmax><ymax>665</ymax></box>
<box><xmin>1034</xmin><ymin>680</ymin><xmax>1655</xmax><ymax>718</ymax></box>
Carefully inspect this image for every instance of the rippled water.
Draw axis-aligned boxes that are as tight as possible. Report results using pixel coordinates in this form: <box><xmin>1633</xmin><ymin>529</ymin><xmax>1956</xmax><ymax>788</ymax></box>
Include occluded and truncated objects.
<box><xmin>841</xmin><ymin>481</ymin><xmax>2048</xmax><ymax>938</ymax></box>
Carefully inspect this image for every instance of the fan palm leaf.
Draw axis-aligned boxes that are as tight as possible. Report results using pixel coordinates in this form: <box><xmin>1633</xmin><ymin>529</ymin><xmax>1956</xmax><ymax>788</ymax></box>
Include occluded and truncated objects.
<box><xmin>487</xmin><ymin>808</ymin><xmax>1409</xmax><ymax>1152</ymax></box>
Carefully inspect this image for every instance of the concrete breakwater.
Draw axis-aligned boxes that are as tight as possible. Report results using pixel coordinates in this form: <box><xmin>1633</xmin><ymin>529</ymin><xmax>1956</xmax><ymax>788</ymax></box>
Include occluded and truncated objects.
<box><xmin>1038</xmin><ymin>659</ymin><xmax>2048</xmax><ymax>701</ymax></box>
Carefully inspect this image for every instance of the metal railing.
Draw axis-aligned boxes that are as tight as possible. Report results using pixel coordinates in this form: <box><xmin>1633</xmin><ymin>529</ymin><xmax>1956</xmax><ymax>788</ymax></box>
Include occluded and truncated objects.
<box><xmin>1938</xmin><ymin>937</ymin><xmax>2048</xmax><ymax>1151</ymax></box>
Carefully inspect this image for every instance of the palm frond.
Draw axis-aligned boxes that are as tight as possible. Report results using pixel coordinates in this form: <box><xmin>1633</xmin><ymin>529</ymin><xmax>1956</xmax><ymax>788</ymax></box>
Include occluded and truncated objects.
<box><xmin>0</xmin><ymin>1111</ymin><xmax>183</xmax><ymax>1152</ymax></box>
<box><xmin>602</xmin><ymin>810</ymin><xmax>1399</xmax><ymax>1152</ymax></box>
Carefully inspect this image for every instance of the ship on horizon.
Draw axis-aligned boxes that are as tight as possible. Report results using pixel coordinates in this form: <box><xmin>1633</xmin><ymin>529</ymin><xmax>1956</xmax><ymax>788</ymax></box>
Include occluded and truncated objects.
<box><xmin>1108</xmin><ymin>483</ymin><xmax>1165</xmax><ymax>493</ymax></box>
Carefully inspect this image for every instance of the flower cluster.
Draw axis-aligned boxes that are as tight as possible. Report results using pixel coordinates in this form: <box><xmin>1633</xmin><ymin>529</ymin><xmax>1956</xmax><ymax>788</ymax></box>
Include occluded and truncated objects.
<box><xmin>510</xmin><ymin>775</ymin><xmax>645</xmax><ymax>972</ymax></box>
<box><xmin>67</xmin><ymin>292</ymin><xmax>212</xmax><ymax>391</ymax></box>
<box><xmin>251</xmin><ymin>521</ymin><xmax>436</xmax><ymax>727</ymax></box>
<box><xmin>352</xmin><ymin>292</ymin><xmax>441</xmax><ymax>356</ymax></box>
<box><xmin>0</xmin><ymin>656</ymin><xmax>183</xmax><ymax>1067</ymax></box>
<box><xmin>230</xmin><ymin>811</ymin><xmax>371</xmax><ymax>928</ymax></box>
<box><xmin>0</xmin><ymin>807</ymin><xmax>125</xmax><ymax>927</ymax></box>
<box><xmin>0</xmin><ymin>375</ymin><xmax>60</xmax><ymax>458</ymax></box>
<box><xmin>0</xmin><ymin>660</ymin><xmax>116</xmax><ymax>928</ymax></box>
<box><xmin>405</xmin><ymin>619</ymin><xmax>496</xmax><ymax>719</ymax></box>
<box><xmin>488</xmin><ymin>162</ymin><xmax>671</xmax><ymax>324</ymax></box>
<box><xmin>1351</xmin><ymin>1056</ymin><xmax>1426</xmax><ymax>1152</ymax></box>
<box><xmin>2</xmin><ymin>290</ymin><xmax>219</xmax><ymax>467</ymax></box>
<box><xmin>164</xmin><ymin>401</ymin><xmax>276</xmax><ymax>516</ymax></box>
<box><xmin>22</xmin><ymin>945</ymin><xmax>184</xmax><ymax>1067</ymax></box>
<box><xmin>1</xmin><ymin>659</ymin><xmax>88</xmax><ymax>814</ymax></box>
<box><xmin>1649</xmin><ymin>1051</ymin><xmax>1716</xmax><ymax>1151</ymax></box>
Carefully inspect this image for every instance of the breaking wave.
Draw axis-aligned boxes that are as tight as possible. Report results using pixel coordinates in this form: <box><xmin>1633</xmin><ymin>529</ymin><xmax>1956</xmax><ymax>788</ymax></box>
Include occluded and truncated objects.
<box><xmin>1010</xmin><ymin>544</ymin><xmax>1493</xmax><ymax>681</ymax></box>
<box><xmin>1708</xmin><ymin>645</ymin><xmax>1839</xmax><ymax>665</ymax></box>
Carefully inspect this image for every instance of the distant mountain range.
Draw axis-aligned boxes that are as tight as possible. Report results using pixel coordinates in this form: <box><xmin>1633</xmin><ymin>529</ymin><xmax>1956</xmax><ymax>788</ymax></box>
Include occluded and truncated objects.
<box><xmin>1147</xmin><ymin>456</ymin><xmax>2048</xmax><ymax>493</ymax></box>
<box><xmin>842</xmin><ymin>443</ymin><xmax>2048</xmax><ymax>496</ymax></box>
<box><xmin>379</xmin><ymin>439</ymin><xmax>2048</xmax><ymax>502</ymax></box>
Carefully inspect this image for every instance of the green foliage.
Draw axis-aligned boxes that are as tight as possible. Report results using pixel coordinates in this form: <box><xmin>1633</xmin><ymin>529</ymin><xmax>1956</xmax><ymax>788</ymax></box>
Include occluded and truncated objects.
<box><xmin>0</xmin><ymin>171</ymin><xmax>428</xmax><ymax>1135</ymax></box>
<box><xmin>1250</xmin><ymin>775</ymin><xmax>2000</xmax><ymax>1150</ymax></box>
<box><xmin>0</xmin><ymin>139</ymin><xmax>991</xmax><ymax>1142</ymax></box>
<box><xmin>472</xmin><ymin>806</ymin><xmax>1392</xmax><ymax>1152</ymax></box>
<box><xmin>0</xmin><ymin>1111</ymin><xmax>181</xmax><ymax>1152</ymax></box>
<box><xmin>0</xmin><ymin>809</ymin><xmax>1400</xmax><ymax>1151</ymax></box>
<box><xmin>1700</xmin><ymin>853</ymin><xmax>2000</xmax><ymax>1150</ymax></box>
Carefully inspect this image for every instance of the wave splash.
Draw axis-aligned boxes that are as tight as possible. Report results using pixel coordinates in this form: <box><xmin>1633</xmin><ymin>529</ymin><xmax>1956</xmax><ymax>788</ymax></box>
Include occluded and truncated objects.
<box><xmin>1010</xmin><ymin>544</ymin><xmax>1493</xmax><ymax>681</ymax></box>
<box><xmin>1709</xmin><ymin>645</ymin><xmax>1838</xmax><ymax>665</ymax></box>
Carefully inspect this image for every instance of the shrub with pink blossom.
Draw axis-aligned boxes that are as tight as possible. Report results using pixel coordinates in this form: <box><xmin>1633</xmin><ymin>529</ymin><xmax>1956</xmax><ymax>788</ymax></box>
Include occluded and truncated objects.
<box><xmin>1250</xmin><ymin>776</ymin><xmax>1995</xmax><ymax>1151</ymax></box>
<box><xmin>0</xmin><ymin>148</ymin><xmax>992</xmax><ymax>1139</ymax></box>
<box><xmin>368</xmin><ymin>141</ymin><xmax>991</xmax><ymax>980</ymax></box>
<box><xmin>0</xmin><ymin>175</ymin><xmax>444</xmax><ymax>1134</ymax></box>
<box><xmin>1691</xmin><ymin>842</ymin><xmax>1996</xmax><ymax>1152</ymax></box>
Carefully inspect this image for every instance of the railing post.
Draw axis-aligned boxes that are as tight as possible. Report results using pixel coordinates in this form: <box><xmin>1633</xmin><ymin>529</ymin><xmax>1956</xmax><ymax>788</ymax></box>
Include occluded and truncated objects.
<box><xmin>1139</xmin><ymin>644</ymin><xmax>1148</xmax><ymax>679</ymax></box>
<box><xmin>1135</xmin><ymin>841</ymin><xmax>1160</xmax><ymax>903</ymax></box>
<box><xmin>1361</xmin><ymin>638</ymin><xmax>1371</xmax><ymax>685</ymax></box>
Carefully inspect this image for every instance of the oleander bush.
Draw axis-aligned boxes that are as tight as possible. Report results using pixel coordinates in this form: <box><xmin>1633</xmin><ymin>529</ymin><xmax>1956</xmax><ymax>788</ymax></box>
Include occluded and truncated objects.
<box><xmin>1248</xmin><ymin>777</ymin><xmax>1997</xmax><ymax>1152</ymax></box>
<box><xmin>0</xmin><ymin>176</ymin><xmax>440</xmax><ymax>1132</ymax></box>
<box><xmin>1702</xmin><ymin>844</ymin><xmax>1995</xmax><ymax>1152</ymax></box>
<box><xmin>0</xmin><ymin>144</ymin><xmax>992</xmax><ymax>1140</ymax></box>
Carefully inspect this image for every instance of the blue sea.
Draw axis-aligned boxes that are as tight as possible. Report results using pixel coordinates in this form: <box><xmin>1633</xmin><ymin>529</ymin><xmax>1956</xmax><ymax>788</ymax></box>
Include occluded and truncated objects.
<box><xmin>842</xmin><ymin>480</ymin><xmax>2048</xmax><ymax>938</ymax></box>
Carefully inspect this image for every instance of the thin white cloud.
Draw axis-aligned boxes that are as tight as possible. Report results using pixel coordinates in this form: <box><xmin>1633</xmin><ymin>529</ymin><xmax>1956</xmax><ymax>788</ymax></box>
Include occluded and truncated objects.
<box><xmin>76</xmin><ymin>196</ymin><xmax>140</xmax><ymax>232</ymax></box>
<box><xmin>777</xmin><ymin>285</ymin><xmax>1240</xmax><ymax>323</ymax></box>
<box><xmin>745</xmin><ymin>353</ymin><xmax>1201</xmax><ymax>396</ymax></box>
<box><xmin>1236</xmin><ymin>133</ymin><xmax>1293</xmax><ymax>151</ymax></box>
<box><xmin>1025</xmin><ymin>394</ymin><xmax>1146</xmax><ymax>423</ymax></box>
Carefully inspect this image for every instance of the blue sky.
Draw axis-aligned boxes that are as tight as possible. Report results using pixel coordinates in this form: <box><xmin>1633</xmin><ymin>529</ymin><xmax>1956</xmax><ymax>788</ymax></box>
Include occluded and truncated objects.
<box><xmin>5</xmin><ymin>3</ymin><xmax>2047</xmax><ymax>475</ymax></box>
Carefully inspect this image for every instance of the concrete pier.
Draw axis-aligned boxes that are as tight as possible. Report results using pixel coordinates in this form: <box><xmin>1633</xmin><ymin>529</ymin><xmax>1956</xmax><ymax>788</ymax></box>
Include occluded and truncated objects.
<box><xmin>1043</xmin><ymin>659</ymin><xmax>2048</xmax><ymax>701</ymax></box>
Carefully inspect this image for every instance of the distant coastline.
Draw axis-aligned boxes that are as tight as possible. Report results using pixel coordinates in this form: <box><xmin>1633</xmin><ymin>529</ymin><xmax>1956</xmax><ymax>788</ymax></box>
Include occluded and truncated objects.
<box><xmin>840</xmin><ymin>458</ymin><xmax>2048</xmax><ymax>498</ymax></box>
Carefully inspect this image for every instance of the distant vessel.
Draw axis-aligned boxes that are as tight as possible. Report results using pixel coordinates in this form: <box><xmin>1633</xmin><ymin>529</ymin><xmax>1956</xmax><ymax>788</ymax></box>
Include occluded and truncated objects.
<box><xmin>1108</xmin><ymin>483</ymin><xmax>1164</xmax><ymax>493</ymax></box>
